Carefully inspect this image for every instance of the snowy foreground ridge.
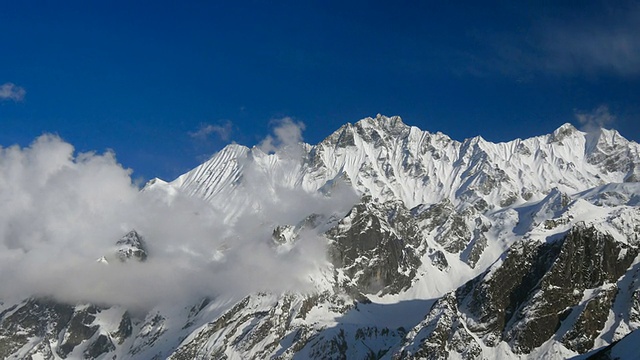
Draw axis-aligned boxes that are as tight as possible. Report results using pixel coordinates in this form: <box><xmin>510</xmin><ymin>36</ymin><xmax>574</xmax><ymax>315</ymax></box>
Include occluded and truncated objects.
<box><xmin>2</xmin><ymin>115</ymin><xmax>640</xmax><ymax>359</ymax></box>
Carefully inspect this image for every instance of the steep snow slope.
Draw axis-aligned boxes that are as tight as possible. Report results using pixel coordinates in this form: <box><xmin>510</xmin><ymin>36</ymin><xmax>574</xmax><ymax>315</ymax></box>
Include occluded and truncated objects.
<box><xmin>152</xmin><ymin>115</ymin><xmax>638</xmax><ymax>216</ymax></box>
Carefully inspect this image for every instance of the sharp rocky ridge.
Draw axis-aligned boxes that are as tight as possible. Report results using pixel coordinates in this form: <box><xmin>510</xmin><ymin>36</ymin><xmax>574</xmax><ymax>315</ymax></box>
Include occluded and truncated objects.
<box><xmin>2</xmin><ymin>114</ymin><xmax>640</xmax><ymax>359</ymax></box>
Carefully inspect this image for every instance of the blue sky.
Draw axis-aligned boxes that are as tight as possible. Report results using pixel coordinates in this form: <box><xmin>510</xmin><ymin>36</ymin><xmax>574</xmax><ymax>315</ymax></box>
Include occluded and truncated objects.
<box><xmin>1</xmin><ymin>1</ymin><xmax>639</xmax><ymax>182</ymax></box>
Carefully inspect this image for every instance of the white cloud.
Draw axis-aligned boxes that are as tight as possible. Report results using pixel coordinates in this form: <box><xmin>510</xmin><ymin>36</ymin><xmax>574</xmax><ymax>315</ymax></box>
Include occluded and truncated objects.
<box><xmin>574</xmin><ymin>105</ymin><xmax>616</xmax><ymax>132</ymax></box>
<box><xmin>258</xmin><ymin>117</ymin><xmax>306</xmax><ymax>154</ymax></box>
<box><xmin>0</xmin><ymin>82</ymin><xmax>26</xmax><ymax>101</ymax></box>
<box><xmin>0</xmin><ymin>133</ymin><xmax>356</xmax><ymax>310</ymax></box>
<box><xmin>189</xmin><ymin>120</ymin><xmax>233</xmax><ymax>141</ymax></box>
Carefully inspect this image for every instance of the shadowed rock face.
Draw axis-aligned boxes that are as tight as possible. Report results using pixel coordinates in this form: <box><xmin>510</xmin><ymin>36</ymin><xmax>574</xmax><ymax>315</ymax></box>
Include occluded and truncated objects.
<box><xmin>327</xmin><ymin>196</ymin><xmax>423</xmax><ymax>295</ymax></box>
<box><xmin>0</xmin><ymin>300</ymin><xmax>117</xmax><ymax>359</ymax></box>
<box><xmin>562</xmin><ymin>285</ymin><xmax>617</xmax><ymax>353</ymax></box>
<box><xmin>411</xmin><ymin>224</ymin><xmax>640</xmax><ymax>356</ymax></box>
<box><xmin>57</xmin><ymin>305</ymin><xmax>104</xmax><ymax>358</ymax></box>
<box><xmin>398</xmin><ymin>293</ymin><xmax>482</xmax><ymax>360</ymax></box>
<box><xmin>0</xmin><ymin>299</ymin><xmax>74</xmax><ymax>359</ymax></box>
<box><xmin>502</xmin><ymin>225</ymin><xmax>638</xmax><ymax>354</ymax></box>
<box><xmin>386</xmin><ymin>224</ymin><xmax>639</xmax><ymax>359</ymax></box>
<box><xmin>460</xmin><ymin>239</ymin><xmax>563</xmax><ymax>347</ymax></box>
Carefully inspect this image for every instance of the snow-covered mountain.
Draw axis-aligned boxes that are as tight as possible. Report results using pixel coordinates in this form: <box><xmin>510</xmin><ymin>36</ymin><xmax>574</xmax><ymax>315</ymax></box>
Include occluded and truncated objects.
<box><xmin>2</xmin><ymin>115</ymin><xmax>640</xmax><ymax>359</ymax></box>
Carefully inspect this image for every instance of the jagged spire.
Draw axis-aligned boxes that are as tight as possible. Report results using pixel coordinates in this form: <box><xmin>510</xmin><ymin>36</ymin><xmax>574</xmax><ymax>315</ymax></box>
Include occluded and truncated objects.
<box><xmin>115</xmin><ymin>230</ymin><xmax>148</xmax><ymax>262</ymax></box>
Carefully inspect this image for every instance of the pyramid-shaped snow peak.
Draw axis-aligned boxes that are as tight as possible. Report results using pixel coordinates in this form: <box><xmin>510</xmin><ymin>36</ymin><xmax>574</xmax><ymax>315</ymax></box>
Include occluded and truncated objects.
<box><xmin>115</xmin><ymin>230</ymin><xmax>148</xmax><ymax>262</ymax></box>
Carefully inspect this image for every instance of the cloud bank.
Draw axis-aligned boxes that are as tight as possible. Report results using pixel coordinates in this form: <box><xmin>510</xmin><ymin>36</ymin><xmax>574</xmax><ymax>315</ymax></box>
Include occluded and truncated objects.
<box><xmin>0</xmin><ymin>129</ymin><xmax>357</xmax><ymax>310</ymax></box>
<box><xmin>0</xmin><ymin>82</ymin><xmax>26</xmax><ymax>101</ymax></box>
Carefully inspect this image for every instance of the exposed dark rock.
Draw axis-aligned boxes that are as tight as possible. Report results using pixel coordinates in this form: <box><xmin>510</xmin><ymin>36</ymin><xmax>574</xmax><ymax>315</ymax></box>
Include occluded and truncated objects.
<box><xmin>548</xmin><ymin>123</ymin><xmax>577</xmax><ymax>143</ymax></box>
<box><xmin>544</xmin><ymin>225</ymin><xmax>637</xmax><ymax>290</ymax></box>
<box><xmin>57</xmin><ymin>305</ymin><xmax>100</xmax><ymax>357</ymax></box>
<box><xmin>438</xmin><ymin>215</ymin><xmax>471</xmax><ymax>253</ymax></box>
<box><xmin>415</xmin><ymin>200</ymin><xmax>454</xmax><ymax>233</ymax></box>
<box><xmin>335</xmin><ymin>126</ymin><xmax>356</xmax><ymax>148</ymax></box>
<box><xmin>327</xmin><ymin>197</ymin><xmax>422</xmax><ymax>295</ymax></box>
<box><xmin>112</xmin><ymin>310</ymin><xmax>133</xmax><ymax>344</ymax></box>
<box><xmin>116</xmin><ymin>230</ymin><xmax>148</xmax><ymax>262</ymax></box>
<box><xmin>416</xmin><ymin>200</ymin><xmax>479</xmax><ymax>255</ymax></box>
<box><xmin>461</xmin><ymin>225</ymin><xmax>489</xmax><ymax>269</ymax></box>
<box><xmin>399</xmin><ymin>293</ymin><xmax>482</xmax><ymax>360</ymax></box>
<box><xmin>506</xmin><ymin>224</ymin><xmax>637</xmax><ymax>353</ymax></box>
<box><xmin>586</xmin><ymin>129</ymin><xmax>638</xmax><ymax>179</ymax></box>
<box><xmin>272</xmin><ymin>224</ymin><xmax>295</xmax><ymax>245</ymax></box>
<box><xmin>430</xmin><ymin>250</ymin><xmax>449</xmax><ymax>271</ymax></box>
<box><xmin>461</xmin><ymin>239</ymin><xmax>562</xmax><ymax>347</ymax></box>
<box><xmin>0</xmin><ymin>298</ymin><xmax>74</xmax><ymax>359</ymax></box>
<box><xmin>84</xmin><ymin>334</ymin><xmax>115</xmax><ymax>358</ymax></box>
<box><xmin>0</xmin><ymin>299</ymin><xmax>122</xmax><ymax>359</ymax></box>
<box><xmin>500</xmin><ymin>192</ymin><xmax>519</xmax><ymax>207</ymax></box>
<box><xmin>308</xmin><ymin>328</ymin><xmax>348</xmax><ymax>360</ymax></box>
<box><xmin>544</xmin><ymin>217</ymin><xmax>570</xmax><ymax>230</ymax></box>
<box><xmin>516</xmin><ymin>143</ymin><xmax>532</xmax><ymax>156</ymax></box>
<box><xmin>562</xmin><ymin>285</ymin><xmax>618</xmax><ymax>353</ymax></box>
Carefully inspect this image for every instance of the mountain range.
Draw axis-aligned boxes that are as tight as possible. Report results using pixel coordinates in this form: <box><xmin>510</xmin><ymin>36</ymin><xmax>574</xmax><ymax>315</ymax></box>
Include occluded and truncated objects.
<box><xmin>1</xmin><ymin>115</ymin><xmax>640</xmax><ymax>359</ymax></box>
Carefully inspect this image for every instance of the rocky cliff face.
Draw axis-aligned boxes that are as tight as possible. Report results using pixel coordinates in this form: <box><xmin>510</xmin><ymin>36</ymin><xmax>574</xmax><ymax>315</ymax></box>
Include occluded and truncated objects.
<box><xmin>2</xmin><ymin>115</ymin><xmax>640</xmax><ymax>359</ymax></box>
<box><xmin>0</xmin><ymin>299</ymin><xmax>131</xmax><ymax>359</ymax></box>
<box><xmin>327</xmin><ymin>196</ymin><xmax>423</xmax><ymax>296</ymax></box>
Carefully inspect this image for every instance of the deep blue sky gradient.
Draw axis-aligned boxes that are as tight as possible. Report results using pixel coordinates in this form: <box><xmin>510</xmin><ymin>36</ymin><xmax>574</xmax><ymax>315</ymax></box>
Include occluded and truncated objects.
<box><xmin>1</xmin><ymin>1</ymin><xmax>639</xmax><ymax>181</ymax></box>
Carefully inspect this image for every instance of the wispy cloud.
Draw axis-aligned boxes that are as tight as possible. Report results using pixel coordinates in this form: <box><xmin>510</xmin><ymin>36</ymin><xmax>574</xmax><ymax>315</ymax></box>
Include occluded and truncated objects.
<box><xmin>539</xmin><ymin>5</ymin><xmax>640</xmax><ymax>76</ymax></box>
<box><xmin>189</xmin><ymin>120</ymin><xmax>233</xmax><ymax>141</ymax></box>
<box><xmin>258</xmin><ymin>117</ymin><xmax>306</xmax><ymax>154</ymax></box>
<box><xmin>574</xmin><ymin>105</ymin><xmax>616</xmax><ymax>132</ymax></box>
<box><xmin>0</xmin><ymin>82</ymin><xmax>26</xmax><ymax>101</ymax></box>
<box><xmin>460</xmin><ymin>3</ymin><xmax>640</xmax><ymax>78</ymax></box>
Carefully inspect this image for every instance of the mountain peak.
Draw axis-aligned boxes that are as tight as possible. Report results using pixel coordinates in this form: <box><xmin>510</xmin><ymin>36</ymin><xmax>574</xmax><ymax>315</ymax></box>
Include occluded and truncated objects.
<box><xmin>115</xmin><ymin>230</ymin><xmax>148</xmax><ymax>262</ymax></box>
<box><xmin>549</xmin><ymin>122</ymin><xmax>579</xmax><ymax>143</ymax></box>
<box><xmin>357</xmin><ymin>114</ymin><xmax>407</xmax><ymax>131</ymax></box>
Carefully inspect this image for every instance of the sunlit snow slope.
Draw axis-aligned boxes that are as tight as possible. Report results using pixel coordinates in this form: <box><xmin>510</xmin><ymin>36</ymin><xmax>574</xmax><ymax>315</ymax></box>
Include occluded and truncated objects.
<box><xmin>153</xmin><ymin>115</ymin><xmax>639</xmax><ymax>216</ymax></box>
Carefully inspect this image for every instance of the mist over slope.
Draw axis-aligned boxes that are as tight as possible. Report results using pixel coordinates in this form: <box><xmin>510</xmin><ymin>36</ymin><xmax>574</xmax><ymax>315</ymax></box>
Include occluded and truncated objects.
<box><xmin>0</xmin><ymin>128</ymin><xmax>357</xmax><ymax>309</ymax></box>
<box><xmin>1</xmin><ymin>115</ymin><xmax>640</xmax><ymax>359</ymax></box>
